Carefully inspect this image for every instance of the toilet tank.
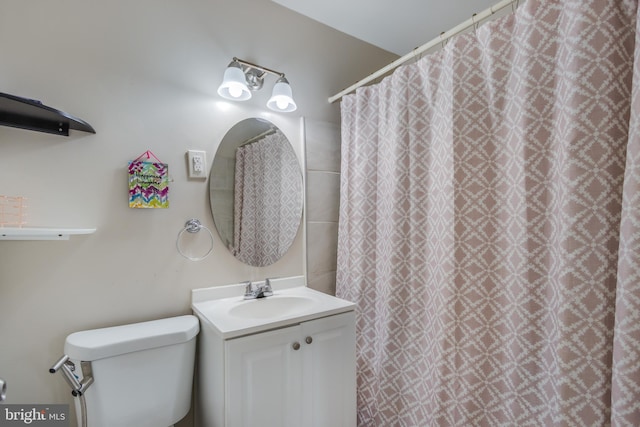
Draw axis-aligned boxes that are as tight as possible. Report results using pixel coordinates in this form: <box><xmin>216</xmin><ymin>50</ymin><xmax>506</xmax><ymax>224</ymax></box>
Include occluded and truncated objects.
<box><xmin>64</xmin><ymin>315</ymin><xmax>199</xmax><ymax>427</ymax></box>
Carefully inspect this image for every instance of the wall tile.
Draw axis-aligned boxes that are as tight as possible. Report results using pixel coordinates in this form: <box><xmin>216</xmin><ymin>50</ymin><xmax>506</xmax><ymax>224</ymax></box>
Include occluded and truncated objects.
<box><xmin>307</xmin><ymin>221</ymin><xmax>339</xmax><ymax>275</ymax></box>
<box><xmin>307</xmin><ymin>171</ymin><xmax>340</xmax><ymax>222</ymax></box>
<box><xmin>305</xmin><ymin>120</ymin><xmax>341</xmax><ymax>172</ymax></box>
<box><xmin>305</xmin><ymin>119</ymin><xmax>340</xmax><ymax>304</ymax></box>
<box><xmin>308</xmin><ymin>270</ymin><xmax>337</xmax><ymax>296</ymax></box>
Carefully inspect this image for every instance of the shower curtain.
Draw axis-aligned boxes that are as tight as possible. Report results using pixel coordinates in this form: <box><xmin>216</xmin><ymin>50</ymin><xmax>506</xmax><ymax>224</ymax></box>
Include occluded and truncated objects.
<box><xmin>336</xmin><ymin>0</ymin><xmax>640</xmax><ymax>425</ymax></box>
<box><xmin>233</xmin><ymin>130</ymin><xmax>302</xmax><ymax>266</ymax></box>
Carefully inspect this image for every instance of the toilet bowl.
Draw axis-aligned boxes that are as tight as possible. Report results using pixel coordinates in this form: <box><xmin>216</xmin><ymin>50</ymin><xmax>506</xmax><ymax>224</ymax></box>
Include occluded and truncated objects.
<box><xmin>63</xmin><ymin>315</ymin><xmax>199</xmax><ymax>427</ymax></box>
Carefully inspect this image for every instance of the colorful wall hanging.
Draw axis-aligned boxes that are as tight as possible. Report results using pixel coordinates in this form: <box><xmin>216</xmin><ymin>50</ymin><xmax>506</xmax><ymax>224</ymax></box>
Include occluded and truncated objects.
<box><xmin>128</xmin><ymin>151</ymin><xmax>169</xmax><ymax>208</ymax></box>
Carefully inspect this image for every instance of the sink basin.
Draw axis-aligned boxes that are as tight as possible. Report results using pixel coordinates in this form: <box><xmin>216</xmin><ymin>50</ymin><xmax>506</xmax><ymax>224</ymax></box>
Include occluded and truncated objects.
<box><xmin>229</xmin><ymin>296</ymin><xmax>315</xmax><ymax>319</ymax></box>
<box><xmin>191</xmin><ymin>277</ymin><xmax>356</xmax><ymax>338</ymax></box>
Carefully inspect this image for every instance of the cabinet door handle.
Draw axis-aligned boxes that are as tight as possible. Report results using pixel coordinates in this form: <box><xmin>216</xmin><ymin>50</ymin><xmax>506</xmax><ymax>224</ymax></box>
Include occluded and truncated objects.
<box><xmin>305</xmin><ymin>336</ymin><xmax>313</xmax><ymax>345</ymax></box>
<box><xmin>292</xmin><ymin>342</ymin><xmax>301</xmax><ymax>351</ymax></box>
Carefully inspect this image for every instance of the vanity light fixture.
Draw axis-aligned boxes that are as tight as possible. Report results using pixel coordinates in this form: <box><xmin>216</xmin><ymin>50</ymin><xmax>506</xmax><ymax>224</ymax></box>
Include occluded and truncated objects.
<box><xmin>217</xmin><ymin>57</ymin><xmax>297</xmax><ymax>113</ymax></box>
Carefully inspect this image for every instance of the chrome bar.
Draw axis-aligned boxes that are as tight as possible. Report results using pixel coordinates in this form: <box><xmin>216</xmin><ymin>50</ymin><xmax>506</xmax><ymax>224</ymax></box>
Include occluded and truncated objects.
<box><xmin>61</xmin><ymin>362</ymin><xmax>82</xmax><ymax>392</ymax></box>
<box><xmin>49</xmin><ymin>355</ymin><xmax>69</xmax><ymax>373</ymax></box>
<box><xmin>233</xmin><ymin>57</ymin><xmax>285</xmax><ymax>78</ymax></box>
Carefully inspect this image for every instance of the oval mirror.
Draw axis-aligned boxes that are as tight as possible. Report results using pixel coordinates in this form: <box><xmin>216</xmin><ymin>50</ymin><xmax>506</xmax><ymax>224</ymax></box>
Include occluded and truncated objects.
<box><xmin>209</xmin><ymin>118</ymin><xmax>304</xmax><ymax>267</ymax></box>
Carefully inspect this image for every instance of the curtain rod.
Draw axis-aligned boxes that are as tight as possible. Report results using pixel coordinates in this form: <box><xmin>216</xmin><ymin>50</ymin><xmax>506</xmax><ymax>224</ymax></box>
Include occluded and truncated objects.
<box><xmin>240</xmin><ymin>128</ymin><xmax>277</xmax><ymax>147</ymax></box>
<box><xmin>328</xmin><ymin>0</ymin><xmax>519</xmax><ymax>103</ymax></box>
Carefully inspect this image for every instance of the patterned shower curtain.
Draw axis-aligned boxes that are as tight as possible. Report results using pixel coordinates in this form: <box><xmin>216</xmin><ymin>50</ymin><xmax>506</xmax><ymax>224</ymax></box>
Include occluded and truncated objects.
<box><xmin>336</xmin><ymin>0</ymin><xmax>640</xmax><ymax>425</ymax></box>
<box><xmin>233</xmin><ymin>130</ymin><xmax>302</xmax><ymax>266</ymax></box>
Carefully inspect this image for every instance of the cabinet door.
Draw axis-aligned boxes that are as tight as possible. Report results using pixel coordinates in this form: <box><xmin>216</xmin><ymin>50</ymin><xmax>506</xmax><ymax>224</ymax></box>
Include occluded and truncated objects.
<box><xmin>301</xmin><ymin>311</ymin><xmax>357</xmax><ymax>427</ymax></box>
<box><xmin>226</xmin><ymin>325</ymin><xmax>303</xmax><ymax>427</ymax></box>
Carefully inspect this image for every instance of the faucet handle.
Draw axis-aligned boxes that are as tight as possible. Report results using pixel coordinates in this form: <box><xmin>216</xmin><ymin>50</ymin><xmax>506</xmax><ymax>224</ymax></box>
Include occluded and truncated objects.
<box><xmin>242</xmin><ymin>281</ymin><xmax>254</xmax><ymax>298</ymax></box>
<box><xmin>262</xmin><ymin>278</ymin><xmax>274</xmax><ymax>296</ymax></box>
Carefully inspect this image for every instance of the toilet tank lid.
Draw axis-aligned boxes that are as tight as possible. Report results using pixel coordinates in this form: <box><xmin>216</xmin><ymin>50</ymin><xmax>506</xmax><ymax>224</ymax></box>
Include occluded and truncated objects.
<box><xmin>64</xmin><ymin>315</ymin><xmax>199</xmax><ymax>361</ymax></box>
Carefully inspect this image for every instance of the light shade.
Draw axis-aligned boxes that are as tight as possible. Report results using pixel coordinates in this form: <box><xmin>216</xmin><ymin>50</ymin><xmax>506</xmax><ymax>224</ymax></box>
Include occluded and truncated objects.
<box><xmin>267</xmin><ymin>77</ymin><xmax>297</xmax><ymax>112</ymax></box>
<box><xmin>217</xmin><ymin>62</ymin><xmax>251</xmax><ymax>101</ymax></box>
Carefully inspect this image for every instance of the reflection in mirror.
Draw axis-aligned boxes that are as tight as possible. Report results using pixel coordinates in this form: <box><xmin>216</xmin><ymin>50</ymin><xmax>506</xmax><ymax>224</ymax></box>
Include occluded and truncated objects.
<box><xmin>209</xmin><ymin>118</ymin><xmax>303</xmax><ymax>267</ymax></box>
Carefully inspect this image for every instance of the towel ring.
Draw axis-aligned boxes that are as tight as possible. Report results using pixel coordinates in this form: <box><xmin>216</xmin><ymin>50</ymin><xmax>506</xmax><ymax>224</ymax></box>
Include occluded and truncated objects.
<box><xmin>176</xmin><ymin>219</ymin><xmax>214</xmax><ymax>261</ymax></box>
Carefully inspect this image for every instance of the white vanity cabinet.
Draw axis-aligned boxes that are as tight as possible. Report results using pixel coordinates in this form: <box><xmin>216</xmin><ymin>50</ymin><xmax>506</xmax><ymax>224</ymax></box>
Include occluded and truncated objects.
<box><xmin>191</xmin><ymin>279</ymin><xmax>357</xmax><ymax>427</ymax></box>
<box><xmin>226</xmin><ymin>312</ymin><xmax>356</xmax><ymax>427</ymax></box>
<box><xmin>196</xmin><ymin>311</ymin><xmax>356</xmax><ymax>427</ymax></box>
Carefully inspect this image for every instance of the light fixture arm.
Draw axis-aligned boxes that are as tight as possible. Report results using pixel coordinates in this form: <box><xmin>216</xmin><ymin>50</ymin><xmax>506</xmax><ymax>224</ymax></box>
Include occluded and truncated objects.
<box><xmin>233</xmin><ymin>57</ymin><xmax>285</xmax><ymax>79</ymax></box>
<box><xmin>218</xmin><ymin>57</ymin><xmax>296</xmax><ymax>112</ymax></box>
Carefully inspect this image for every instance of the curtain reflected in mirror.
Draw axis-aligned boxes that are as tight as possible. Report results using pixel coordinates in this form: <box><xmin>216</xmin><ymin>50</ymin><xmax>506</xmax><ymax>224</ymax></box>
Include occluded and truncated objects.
<box><xmin>209</xmin><ymin>118</ymin><xmax>303</xmax><ymax>267</ymax></box>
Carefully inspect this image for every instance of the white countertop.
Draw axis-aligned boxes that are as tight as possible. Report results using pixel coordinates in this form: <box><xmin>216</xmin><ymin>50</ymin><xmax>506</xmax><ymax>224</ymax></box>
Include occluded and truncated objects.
<box><xmin>191</xmin><ymin>276</ymin><xmax>355</xmax><ymax>339</ymax></box>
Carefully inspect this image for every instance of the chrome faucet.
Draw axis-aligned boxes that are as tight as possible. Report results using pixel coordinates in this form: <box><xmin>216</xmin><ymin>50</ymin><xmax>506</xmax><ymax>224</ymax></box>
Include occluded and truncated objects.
<box><xmin>243</xmin><ymin>279</ymin><xmax>274</xmax><ymax>300</ymax></box>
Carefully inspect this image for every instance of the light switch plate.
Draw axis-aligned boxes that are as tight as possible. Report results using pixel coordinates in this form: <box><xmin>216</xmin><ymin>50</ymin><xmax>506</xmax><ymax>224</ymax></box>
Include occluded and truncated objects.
<box><xmin>187</xmin><ymin>150</ymin><xmax>207</xmax><ymax>179</ymax></box>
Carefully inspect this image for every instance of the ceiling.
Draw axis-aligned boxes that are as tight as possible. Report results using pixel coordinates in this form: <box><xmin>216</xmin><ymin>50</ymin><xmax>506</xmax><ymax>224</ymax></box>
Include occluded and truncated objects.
<box><xmin>271</xmin><ymin>0</ymin><xmax>499</xmax><ymax>56</ymax></box>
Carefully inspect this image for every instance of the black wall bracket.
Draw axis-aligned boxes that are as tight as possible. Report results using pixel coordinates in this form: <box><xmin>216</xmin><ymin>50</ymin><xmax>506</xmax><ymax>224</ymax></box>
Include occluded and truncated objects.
<box><xmin>0</xmin><ymin>92</ymin><xmax>95</xmax><ymax>136</ymax></box>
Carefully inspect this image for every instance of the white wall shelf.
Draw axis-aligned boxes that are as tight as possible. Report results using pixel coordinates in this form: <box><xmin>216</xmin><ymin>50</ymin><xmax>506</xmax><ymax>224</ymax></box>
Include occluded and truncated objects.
<box><xmin>0</xmin><ymin>227</ymin><xmax>96</xmax><ymax>241</ymax></box>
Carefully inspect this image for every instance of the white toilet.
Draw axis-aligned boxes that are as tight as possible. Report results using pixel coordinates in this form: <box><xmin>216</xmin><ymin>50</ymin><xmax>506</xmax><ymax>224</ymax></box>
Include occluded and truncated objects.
<box><xmin>63</xmin><ymin>315</ymin><xmax>199</xmax><ymax>427</ymax></box>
